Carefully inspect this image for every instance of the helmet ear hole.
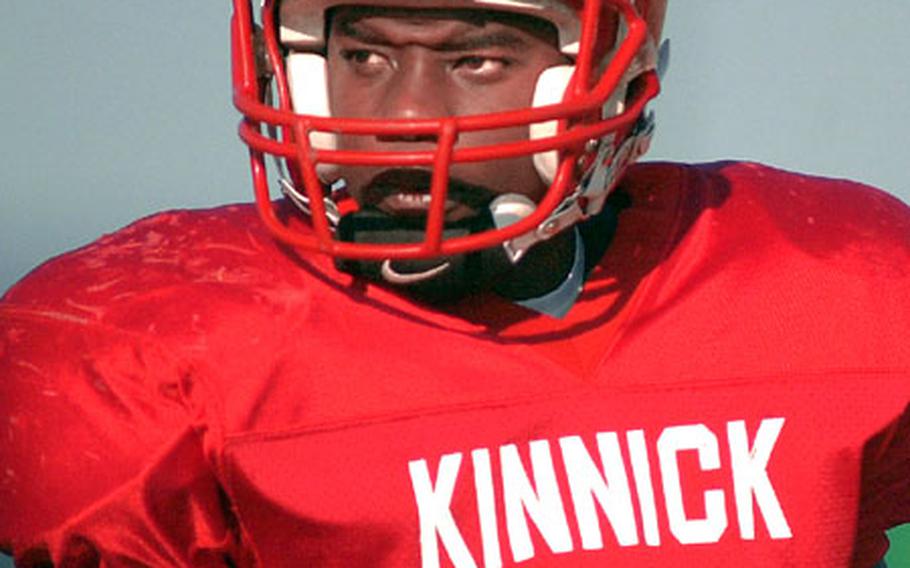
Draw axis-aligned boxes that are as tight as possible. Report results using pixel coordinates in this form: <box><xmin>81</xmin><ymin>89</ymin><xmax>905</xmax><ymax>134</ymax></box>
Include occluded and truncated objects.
<box><xmin>530</xmin><ymin>65</ymin><xmax>575</xmax><ymax>185</ymax></box>
<box><xmin>285</xmin><ymin>52</ymin><xmax>337</xmax><ymax>152</ymax></box>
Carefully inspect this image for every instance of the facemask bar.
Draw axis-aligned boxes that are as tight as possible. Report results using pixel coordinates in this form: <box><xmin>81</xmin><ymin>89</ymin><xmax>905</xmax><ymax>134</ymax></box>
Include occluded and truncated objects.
<box><xmin>232</xmin><ymin>0</ymin><xmax>659</xmax><ymax>261</ymax></box>
<box><xmin>262</xmin><ymin>75</ymin><xmax>346</xmax><ymax>227</ymax></box>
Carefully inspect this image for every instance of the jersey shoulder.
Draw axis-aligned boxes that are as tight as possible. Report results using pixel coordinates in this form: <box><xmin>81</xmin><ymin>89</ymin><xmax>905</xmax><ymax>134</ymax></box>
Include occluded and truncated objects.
<box><xmin>616</xmin><ymin>161</ymin><xmax>910</xmax><ymax>374</ymax></box>
<box><xmin>706</xmin><ymin>160</ymin><xmax>908</xmax><ymax>256</ymax></box>
<box><xmin>0</xmin><ymin>204</ymin><xmax>340</xmax><ymax>544</ymax></box>
<box><xmin>628</xmin><ymin>160</ymin><xmax>910</xmax><ymax>275</ymax></box>
<box><xmin>1</xmin><ymin>204</ymin><xmax>328</xmax><ymax>334</ymax></box>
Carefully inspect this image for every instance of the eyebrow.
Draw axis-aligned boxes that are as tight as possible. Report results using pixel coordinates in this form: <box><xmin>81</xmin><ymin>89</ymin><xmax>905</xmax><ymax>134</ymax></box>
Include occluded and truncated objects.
<box><xmin>335</xmin><ymin>21</ymin><xmax>530</xmax><ymax>52</ymax></box>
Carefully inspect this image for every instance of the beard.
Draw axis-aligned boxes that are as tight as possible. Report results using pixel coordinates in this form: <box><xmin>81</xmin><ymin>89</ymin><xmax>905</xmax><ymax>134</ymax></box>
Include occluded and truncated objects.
<box><xmin>354</xmin><ymin>168</ymin><xmax>497</xmax><ymax>220</ymax></box>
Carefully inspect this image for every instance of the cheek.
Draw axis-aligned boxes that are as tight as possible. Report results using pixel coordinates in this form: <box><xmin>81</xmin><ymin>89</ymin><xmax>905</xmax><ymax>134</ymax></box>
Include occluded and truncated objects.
<box><xmin>451</xmin><ymin>71</ymin><xmax>541</xmax><ymax>116</ymax></box>
<box><xmin>450</xmin><ymin>155</ymin><xmax>548</xmax><ymax>201</ymax></box>
<box><xmin>326</xmin><ymin>57</ymin><xmax>381</xmax><ymax>118</ymax></box>
<box><xmin>326</xmin><ymin>77</ymin><xmax>362</xmax><ymax>118</ymax></box>
<box><xmin>454</xmin><ymin>123</ymin><xmax>546</xmax><ymax>196</ymax></box>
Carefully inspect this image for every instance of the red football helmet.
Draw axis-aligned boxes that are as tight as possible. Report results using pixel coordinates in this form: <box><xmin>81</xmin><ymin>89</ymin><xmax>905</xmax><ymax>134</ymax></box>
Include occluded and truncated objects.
<box><xmin>232</xmin><ymin>0</ymin><xmax>667</xmax><ymax>263</ymax></box>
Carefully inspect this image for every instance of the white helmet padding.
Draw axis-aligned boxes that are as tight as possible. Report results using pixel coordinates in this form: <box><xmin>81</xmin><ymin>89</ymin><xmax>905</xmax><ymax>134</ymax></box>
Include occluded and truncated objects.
<box><xmin>529</xmin><ymin>65</ymin><xmax>574</xmax><ymax>185</ymax></box>
<box><xmin>285</xmin><ymin>52</ymin><xmax>337</xmax><ymax>152</ymax></box>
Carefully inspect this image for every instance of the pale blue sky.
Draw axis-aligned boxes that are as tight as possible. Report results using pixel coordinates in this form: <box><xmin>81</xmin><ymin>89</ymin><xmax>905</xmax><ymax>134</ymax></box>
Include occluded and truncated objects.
<box><xmin>1</xmin><ymin>2</ymin><xmax>909</xmax><ymax>293</ymax></box>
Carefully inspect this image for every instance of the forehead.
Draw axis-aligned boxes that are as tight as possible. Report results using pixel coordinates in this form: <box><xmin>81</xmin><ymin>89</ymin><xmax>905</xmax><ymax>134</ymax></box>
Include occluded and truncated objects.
<box><xmin>327</xmin><ymin>6</ymin><xmax>561</xmax><ymax>47</ymax></box>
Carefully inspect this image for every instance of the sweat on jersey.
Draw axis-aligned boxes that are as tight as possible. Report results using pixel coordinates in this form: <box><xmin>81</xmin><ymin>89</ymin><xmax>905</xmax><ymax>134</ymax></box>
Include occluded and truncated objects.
<box><xmin>1</xmin><ymin>162</ymin><xmax>909</xmax><ymax>567</ymax></box>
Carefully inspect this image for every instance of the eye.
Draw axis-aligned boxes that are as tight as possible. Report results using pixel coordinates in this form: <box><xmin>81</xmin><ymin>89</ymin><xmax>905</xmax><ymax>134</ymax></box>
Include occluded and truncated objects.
<box><xmin>340</xmin><ymin>49</ymin><xmax>392</xmax><ymax>76</ymax></box>
<box><xmin>453</xmin><ymin>56</ymin><xmax>511</xmax><ymax>80</ymax></box>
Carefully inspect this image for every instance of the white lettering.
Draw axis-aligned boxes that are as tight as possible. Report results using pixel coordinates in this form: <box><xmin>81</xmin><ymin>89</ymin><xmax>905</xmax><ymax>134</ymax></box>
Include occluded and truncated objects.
<box><xmin>559</xmin><ymin>433</ymin><xmax>639</xmax><ymax>549</ymax></box>
<box><xmin>409</xmin><ymin>454</ymin><xmax>477</xmax><ymax>568</ymax></box>
<box><xmin>627</xmin><ymin>429</ymin><xmax>661</xmax><ymax>546</ymax></box>
<box><xmin>409</xmin><ymin>417</ymin><xmax>792</xmax><ymax>565</ymax></box>
<box><xmin>501</xmin><ymin>440</ymin><xmax>573</xmax><ymax>562</ymax></box>
<box><xmin>471</xmin><ymin>448</ymin><xmax>503</xmax><ymax>568</ymax></box>
<box><xmin>727</xmin><ymin>418</ymin><xmax>792</xmax><ymax>539</ymax></box>
<box><xmin>657</xmin><ymin>424</ymin><xmax>728</xmax><ymax>544</ymax></box>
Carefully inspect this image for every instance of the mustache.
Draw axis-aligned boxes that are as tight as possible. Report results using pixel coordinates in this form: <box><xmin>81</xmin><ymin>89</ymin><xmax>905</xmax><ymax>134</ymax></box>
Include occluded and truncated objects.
<box><xmin>359</xmin><ymin>169</ymin><xmax>495</xmax><ymax>211</ymax></box>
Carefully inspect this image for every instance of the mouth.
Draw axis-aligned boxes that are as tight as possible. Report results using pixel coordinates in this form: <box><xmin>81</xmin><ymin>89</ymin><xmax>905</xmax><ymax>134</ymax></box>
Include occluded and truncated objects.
<box><xmin>358</xmin><ymin>169</ymin><xmax>494</xmax><ymax>221</ymax></box>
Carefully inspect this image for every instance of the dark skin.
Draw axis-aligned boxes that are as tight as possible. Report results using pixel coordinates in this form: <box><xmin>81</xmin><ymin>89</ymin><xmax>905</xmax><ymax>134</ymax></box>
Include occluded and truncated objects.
<box><xmin>322</xmin><ymin>7</ymin><xmax>572</xmax><ymax>222</ymax></box>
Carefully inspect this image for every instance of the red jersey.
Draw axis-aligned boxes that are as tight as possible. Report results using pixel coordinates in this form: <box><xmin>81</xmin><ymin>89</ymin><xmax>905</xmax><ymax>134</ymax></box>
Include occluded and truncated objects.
<box><xmin>1</xmin><ymin>162</ymin><xmax>909</xmax><ymax>567</ymax></box>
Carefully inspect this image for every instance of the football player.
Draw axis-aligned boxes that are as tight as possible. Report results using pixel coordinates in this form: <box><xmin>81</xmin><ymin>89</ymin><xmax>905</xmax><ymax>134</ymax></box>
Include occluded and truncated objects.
<box><xmin>1</xmin><ymin>1</ymin><xmax>908</xmax><ymax>566</ymax></box>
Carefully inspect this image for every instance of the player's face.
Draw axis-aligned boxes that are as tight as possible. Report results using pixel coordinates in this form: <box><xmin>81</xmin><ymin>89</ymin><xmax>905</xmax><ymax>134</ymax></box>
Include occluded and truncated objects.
<box><xmin>323</xmin><ymin>7</ymin><xmax>569</xmax><ymax>221</ymax></box>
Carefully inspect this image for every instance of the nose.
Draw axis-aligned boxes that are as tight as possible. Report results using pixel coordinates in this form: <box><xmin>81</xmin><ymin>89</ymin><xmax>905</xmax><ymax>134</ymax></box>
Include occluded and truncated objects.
<box><xmin>377</xmin><ymin>50</ymin><xmax>450</xmax><ymax>142</ymax></box>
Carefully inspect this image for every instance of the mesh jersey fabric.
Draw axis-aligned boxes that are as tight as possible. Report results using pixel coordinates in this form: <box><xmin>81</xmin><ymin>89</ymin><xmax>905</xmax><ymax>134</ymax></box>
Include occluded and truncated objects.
<box><xmin>1</xmin><ymin>161</ymin><xmax>909</xmax><ymax>567</ymax></box>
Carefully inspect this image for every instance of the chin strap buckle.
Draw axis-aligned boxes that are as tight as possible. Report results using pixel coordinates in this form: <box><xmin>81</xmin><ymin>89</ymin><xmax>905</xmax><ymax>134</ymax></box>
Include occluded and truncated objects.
<box><xmin>497</xmin><ymin>108</ymin><xmax>656</xmax><ymax>265</ymax></box>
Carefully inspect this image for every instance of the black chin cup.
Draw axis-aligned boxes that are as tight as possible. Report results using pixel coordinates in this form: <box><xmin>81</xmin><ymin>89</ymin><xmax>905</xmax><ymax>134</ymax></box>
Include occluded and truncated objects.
<box><xmin>335</xmin><ymin>208</ymin><xmax>515</xmax><ymax>303</ymax></box>
<box><xmin>334</xmin><ymin>199</ymin><xmax>620</xmax><ymax>305</ymax></box>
